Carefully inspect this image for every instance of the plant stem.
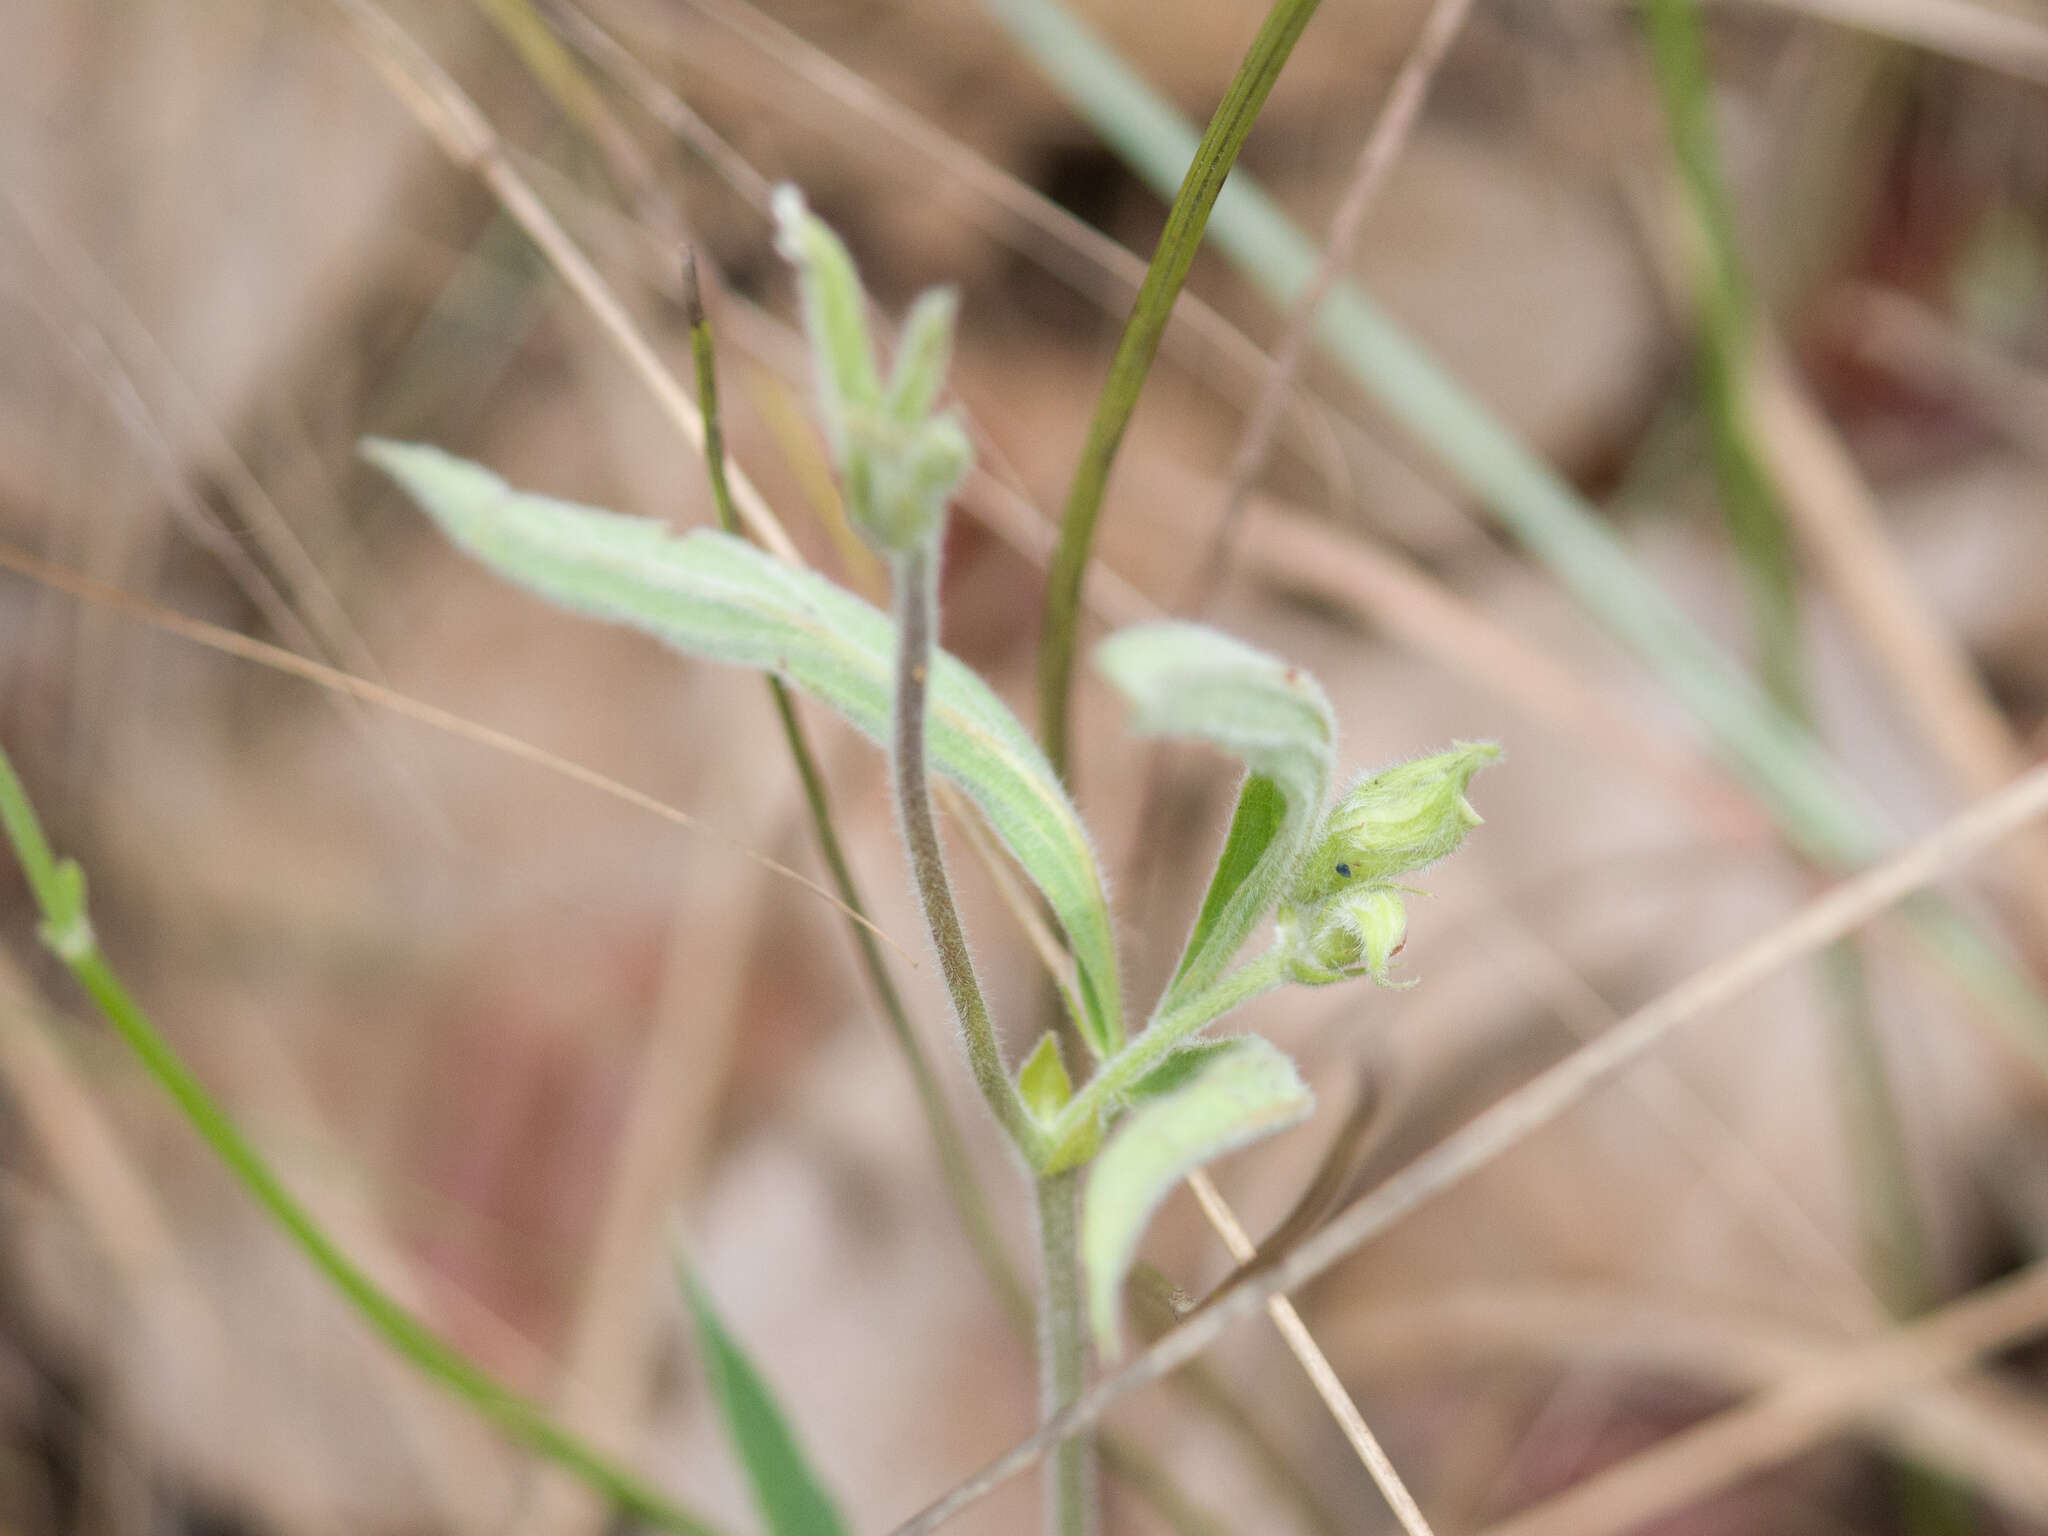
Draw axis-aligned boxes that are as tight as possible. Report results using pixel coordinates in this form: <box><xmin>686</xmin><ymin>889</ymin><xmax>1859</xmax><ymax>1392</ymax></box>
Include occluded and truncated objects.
<box><xmin>686</xmin><ymin>261</ymin><xmax>1031</xmax><ymax>1323</ymax></box>
<box><xmin>1029</xmin><ymin>0</ymin><xmax>1326</xmax><ymax>778</ymax></box>
<box><xmin>890</xmin><ymin>545</ymin><xmax>1043</xmax><ymax>1160</ymax></box>
<box><xmin>1037</xmin><ymin>1168</ymin><xmax>1094</xmax><ymax>1536</ymax></box>
<box><xmin>0</xmin><ymin>748</ymin><xmax>732</xmax><ymax>1536</ymax></box>
<box><xmin>1048</xmin><ymin>951</ymin><xmax>1289</xmax><ymax>1156</ymax></box>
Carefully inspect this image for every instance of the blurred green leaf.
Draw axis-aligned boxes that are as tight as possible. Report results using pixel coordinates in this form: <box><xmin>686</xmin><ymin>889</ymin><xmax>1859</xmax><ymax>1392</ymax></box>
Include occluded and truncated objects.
<box><xmin>1082</xmin><ymin>1033</ymin><xmax>1312</xmax><ymax>1356</ymax></box>
<box><xmin>1096</xmin><ymin>622</ymin><xmax>1333</xmax><ymax>1008</ymax></box>
<box><xmin>884</xmin><ymin>287</ymin><xmax>961</xmax><ymax>426</ymax></box>
<box><xmin>682</xmin><ymin>1267</ymin><xmax>849</xmax><ymax>1536</ymax></box>
<box><xmin>770</xmin><ymin>185</ymin><xmax>881</xmax><ymax>470</ymax></box>
<box><xmin>366</xmin><ymin>440</ymin><xmax>1124</xmax><ymax>1055</ymax></box>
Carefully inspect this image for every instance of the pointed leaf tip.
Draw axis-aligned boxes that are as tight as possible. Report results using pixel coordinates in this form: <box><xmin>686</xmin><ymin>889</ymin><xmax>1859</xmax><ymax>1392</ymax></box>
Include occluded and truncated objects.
<box><xmin>682</xmin><ymin>1265</ymin><xmax>849</xmax><ymax>1536</ymax></box>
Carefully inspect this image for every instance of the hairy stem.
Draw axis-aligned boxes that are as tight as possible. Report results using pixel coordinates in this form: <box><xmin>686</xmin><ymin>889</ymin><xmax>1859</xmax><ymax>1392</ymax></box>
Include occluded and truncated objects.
<box><xmin>687</xmin><ymin>261</ymin><xmax>1030</xmax><ymax>1322</ymax></box>
<box><xmin>1037</xmin><ymin>1169</ymin><xmax>1094</xmax><ymax>1536</ymax></box>
<box><xmin>890</xmin><ymin>545</ymin><xmax>1042</xmax><ymax>1158</ymax></box>
<box><xmin>1048</xmin><ymin>951</ymin><xmax>1289</xmax><ymax>1155</ymax></box>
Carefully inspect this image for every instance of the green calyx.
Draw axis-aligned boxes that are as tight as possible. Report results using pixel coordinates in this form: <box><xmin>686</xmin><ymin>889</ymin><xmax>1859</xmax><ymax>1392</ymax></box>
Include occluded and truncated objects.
<box><xmin>1278</xmin><ymin>740</ymin><xmax>1500</xmax><ymax>989</ymax></box>
<box><xmin>1280</xmin><ymin>883</ymin><xmax>1413</xmax><ymax>988</ymax></box>
<box><xmin>1290</xmin><ymin>741</ymin><xmax>1501</xmax><ymax>906</ymax></box>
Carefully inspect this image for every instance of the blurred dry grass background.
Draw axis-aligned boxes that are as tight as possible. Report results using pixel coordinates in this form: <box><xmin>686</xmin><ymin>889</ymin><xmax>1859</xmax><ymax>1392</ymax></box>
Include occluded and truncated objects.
<box><xmin>2</xmin><ymin>0</ymin><xmax>2047</xmax><ymax>1532</ymax></box>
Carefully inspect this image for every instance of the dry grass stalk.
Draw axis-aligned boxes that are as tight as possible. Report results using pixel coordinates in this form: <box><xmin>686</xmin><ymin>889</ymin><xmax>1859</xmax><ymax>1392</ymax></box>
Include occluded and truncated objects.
<box><xmin>1741</xmin><ymin>329</ymin><xmax>2048</xmax><ymax>960</ymax></box>
<box><xmin>1473</xmin><ymin>1258</ymin><xmax>2048</xmax><ymax>1536</ymax></box>
<box><xmin>323</xmin><ymin>0</ymin><xmax>800</xmax><ymax>563</ymax></box>
<box><xmin>1723</xmin><ymin>0</ymin><xmax>2048</xmax><ymax>83</ymax></box>
<box><xmin>0</xmin><ymin>541</ymin><xmax>898</xmax><ymax>950</ymax></box>
<box><xmin>1183</xmin><ymin>1168</ymin><xmax>1438</xmax><ymax>1536</ymax></box>
<box><xmin>1323</xmin><ymin>1284</ymin><xmax>2048</xmax><ymax>1524</ymax></box>
<box><xmin>1189</xmin><ymin>0</ymin><xmax>1479</xmax><ymax>611</ymax></box>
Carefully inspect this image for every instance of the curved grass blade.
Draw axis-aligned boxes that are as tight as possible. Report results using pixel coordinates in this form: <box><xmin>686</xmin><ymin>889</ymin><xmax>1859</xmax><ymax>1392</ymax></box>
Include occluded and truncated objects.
<box><xmin>681</xmin><ymin>1264</ymin><xmax>849</xmax><ymax>1536</ymax></box>
<box><xmin>1082</xmin><ymin>1032</ymin><xmax>1312</xmax><ymax>1356</ymax></box>
<box><xmin>1021</xmin><ymin>0</ymin><xmax>1327</xmax><ymax>777</ymax></box>
<box><xmin>364</xmin><ymin>439</ymin><xmax>1124</xmax><ymax>1054</ymax></box>
<box><xmin>1096</xmin><ymin>621</ymin><xmax>1334</xmax><ymax>1008</ymax></box>
<box><xmin>0</xmin><ymin>747</ymin><xmax>732</xmax><ymax>1536</ymax></box>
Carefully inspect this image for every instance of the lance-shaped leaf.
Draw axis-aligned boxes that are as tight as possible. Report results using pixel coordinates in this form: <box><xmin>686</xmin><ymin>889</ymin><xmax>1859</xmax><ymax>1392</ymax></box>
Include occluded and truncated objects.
<box><xmin>682</xmin><ymin>1265</ymin><xmax>849</xmax><ymax>1536</ymax></box>
<box><xmin>1081</xmin><ymin>1033</ymin><xmax>1312</xmax><ymax>1356</ymax></box>
<box><xmin>1095</xmin><ymin>622</ymin><xmax>1334</xmax><ymax>1008</ymax></box>
<box><xmin>366</xmin><ymin>440</ymin><xmax>1123</xmax><ymax>1054</ymax></box>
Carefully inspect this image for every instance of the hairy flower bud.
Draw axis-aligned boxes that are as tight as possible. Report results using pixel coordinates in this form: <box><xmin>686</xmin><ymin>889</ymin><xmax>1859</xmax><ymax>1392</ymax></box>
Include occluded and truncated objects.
<box><xmin>773</xmin><ymin>184</ymin><xmax>972</xmax><ymax>555</ymax></box>
<box><xmin>1290</xmin><ymin>741</ymin><xmax>1501</xmax><ymax>908</ymax></box>
<box><xmin>1281</xmin><ymin>884</ymin><xmax>1411</xmax><ymax>987</ymax></box>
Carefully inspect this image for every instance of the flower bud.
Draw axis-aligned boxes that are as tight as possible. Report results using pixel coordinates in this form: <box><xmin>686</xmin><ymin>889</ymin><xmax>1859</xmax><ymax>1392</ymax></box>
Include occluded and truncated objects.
<box><xmin>1290</xmin><ymin>741</ymin><xmax>1500</xmax><ymax>908</ymax></box>
<box><xmin>774</xmin><ymin>185</ymin><xmax>974</xmax><ymax>555</ymax></box>
<box><xmin>1281</xmin><ymin>885</ymin><xmax>1411</xmax><ymax>987</ymax></box>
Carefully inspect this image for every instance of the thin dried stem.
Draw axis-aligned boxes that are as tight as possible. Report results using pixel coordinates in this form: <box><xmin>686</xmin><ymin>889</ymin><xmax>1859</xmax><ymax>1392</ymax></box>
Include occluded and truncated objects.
<box><xmin>324</xmin><ymin>0</ymin><xmax>800</xmax><ymax>563</ymax></box>
<box><xmin>1738</xmin><ymin>329</ymin><xmax>2048</xmax><ymax>963</ymax></box>
<box><xmin>1184</xmin><ymin>1170</ymin><xmax>1436</xmax><ymax>1536</ymax></box>
<box><xmin>1320</xmin><ymin>1283</ymin><xmax>2048</xmax><ymax>1523</ymax></box>
<box><xmin>1474</xmin><ymin>1259</ymin><xmax>2048</xmax><ymax>1536</ymax></box>
<box><xmin>1187</xmin><ymin>0</ymin><xmax>1477</xmax><ymax>611</ymax></box>
<box><xmin>887</xmin><ymin>758</ymin><xmax>2048</xmax><ymax>1534</ymax></box>
<box><xmin>0</xmin><ymin>542</ymin><xmax>901</xmax><ymax>952</ymax></box>
<box><xmin>643</xmin><ymin>0</ymin><xmax>1346</xmax><ymax>486</ymax></box>
<box><xmin>1724</xmin><ymin>0</ymin><xmax>2048</xmax><ymax>83</ymax></box>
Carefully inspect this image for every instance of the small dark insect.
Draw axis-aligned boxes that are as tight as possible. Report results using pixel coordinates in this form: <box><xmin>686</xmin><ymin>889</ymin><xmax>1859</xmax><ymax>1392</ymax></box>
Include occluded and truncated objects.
<box><xmin>1335</xmin><ymin>863</ymin><xmax>1352</xmax><ymax>879</ymax></box>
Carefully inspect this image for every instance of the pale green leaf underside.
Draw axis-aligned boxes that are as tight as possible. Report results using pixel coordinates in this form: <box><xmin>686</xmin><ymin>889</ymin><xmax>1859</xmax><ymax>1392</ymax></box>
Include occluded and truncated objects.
<box><xmin>682</xmin><ymin>1266</ymin><xmax>849</xmax><ymax>1536</ymax></box>
<box><xmin>1095</xmin><ymin>622</ymin><xmax>1333</xmax><ymax>1007</ymax></box>
<box><xmin>366</xmin><ymin>441</ymin><xmax>1122</xmax><ymax>1052</ymax></box>
<box><xmin>1082</xmin><ymin>1033</ymin><xmax>1312</xmax><ymax>1355</ymax></box>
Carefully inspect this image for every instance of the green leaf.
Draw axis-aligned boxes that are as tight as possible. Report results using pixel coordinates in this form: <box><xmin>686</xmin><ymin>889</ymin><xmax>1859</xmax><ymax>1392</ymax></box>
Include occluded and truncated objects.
<box><xmin>1081</xmin><ymin>1033</ymin><xmax>1312</xmax><ymax>1356</ymax></box>
<box><xmin>1123</xmin><ymin>1038</ymin><xmax>1240</xmax><ymax>1103</ymax></box>
<box><xmin>1176</xmin><ymin>774</ymin><xmax>1284</xmax><ymax>989</ymax></box>
<box><xmin>681</xmin><ymin>1266</ymin><xmax>849</xmax><ymax>1536</ymax></box>
<box><xmin>1095</xmin><ymin>622</ymin><xmax>1333</xmax><ymax>1008</ymax></box>
<box><xmin>1018</xmin><ymin>1030</ymin><xmax>1075</xmax><ymax>1124</ymax></box>
<box><xmin>365</xmin><ymin>440</ymin><xmax>1123</xmax><ymax>1054</ymax></box>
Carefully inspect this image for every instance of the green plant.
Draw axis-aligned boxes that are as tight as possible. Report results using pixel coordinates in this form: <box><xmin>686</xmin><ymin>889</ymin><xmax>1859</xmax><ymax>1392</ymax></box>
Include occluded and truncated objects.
<box><xmin>362</xmin><ymin>189</ymin><xmax>1499</xmax><ymax>1536</ymax></box>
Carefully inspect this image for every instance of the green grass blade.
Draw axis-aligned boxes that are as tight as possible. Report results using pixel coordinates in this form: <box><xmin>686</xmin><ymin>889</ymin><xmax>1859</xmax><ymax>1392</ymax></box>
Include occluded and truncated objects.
<box><xmin>0</xmin><ymin>746</ymin><xmax>732</xmax><ymax>1536</ymax></box>
<box><xmin>365</xmin><ymin>439</ymin><xmax>1125</xmax><ymax>1054</ymax></box>
<box><xmin>1643</xmin><ymin>0</ymin><xmax>1803</xmax><ymax>713</ymax></box>
<box><xmin>681</xmin><ymin>1264</ymin><xmax>850</xmax><ymax>1536</ymax></box>
<box><xmin>1022</xmin><ymin>0</ymin><xmax>1326</xmax><ymax>777</ymax></box>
